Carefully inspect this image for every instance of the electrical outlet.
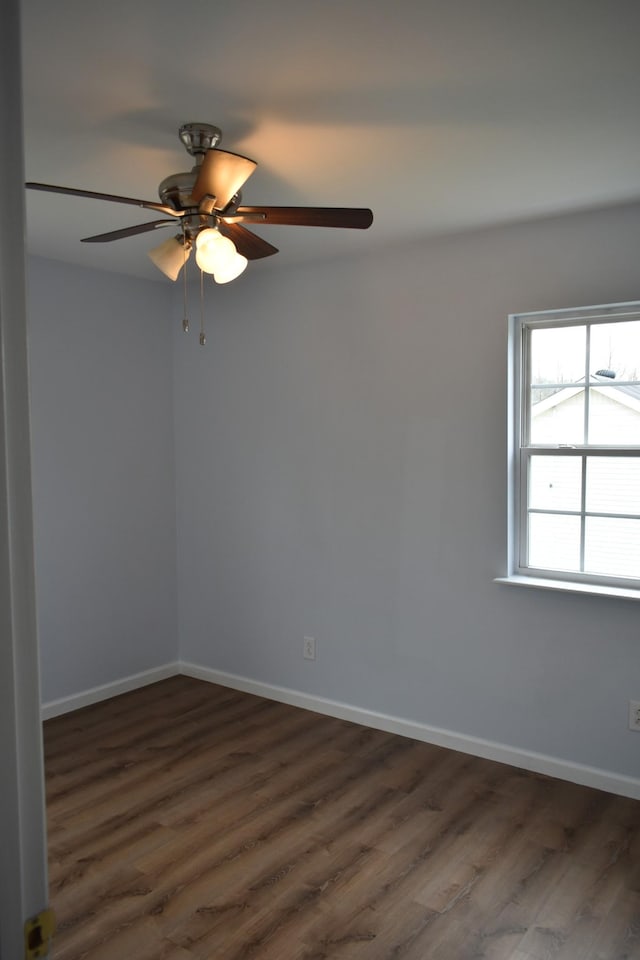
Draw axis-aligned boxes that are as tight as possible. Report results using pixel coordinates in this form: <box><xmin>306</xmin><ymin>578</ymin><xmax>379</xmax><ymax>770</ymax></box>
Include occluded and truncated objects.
<box><xmin>629</xmin><ymin>700</ymin><xmax>640</xmax><ymax>731</ymax></box>
<box><xmin>303</xmin><ymin>636</ymin><xmax>316</xmax><ymax>660</ymax></box>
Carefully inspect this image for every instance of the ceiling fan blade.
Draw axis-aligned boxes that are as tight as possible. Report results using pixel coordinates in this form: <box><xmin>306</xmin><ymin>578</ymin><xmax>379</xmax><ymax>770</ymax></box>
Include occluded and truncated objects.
<box><xmin>25</xmin><ymin>181</ymin><xmax>182</xmax><ymax>217</ymax></box>
<box><xmin>233</xmin><ymin>206</ymin><xmax>373</xmax><ymax>229</ymax></box>
<box><xmin>217</xmin><ymin>221</ymin><xmax>279</xmax><ymax>260</ymax></box>
<box><xmin>190</xmin><ymin>150</ymin><xmax>257</xmax><ymax>211</ymax></box>
<box><xmin>81</xmin><ymin>220</ymin><xmax>177</xmax><ymax>243</ymax></box>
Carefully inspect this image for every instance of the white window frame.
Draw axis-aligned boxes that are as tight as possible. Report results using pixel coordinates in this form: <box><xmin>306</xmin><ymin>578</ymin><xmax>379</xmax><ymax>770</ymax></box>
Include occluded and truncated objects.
<box><xmin>498</xmin><ymin>300</ymin><xmax>640</xmax><ymax>600</ymax></box>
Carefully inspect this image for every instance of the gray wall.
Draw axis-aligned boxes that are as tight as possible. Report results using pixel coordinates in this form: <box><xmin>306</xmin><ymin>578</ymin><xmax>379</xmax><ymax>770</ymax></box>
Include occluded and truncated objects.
<box><xmin>173</xmin><ymin>202</ymin><xmax>640</xmax><ymax>780</ymax></box>
<box><xmin>26</xmin><ymin>203</ymin><xmax>640</xmax><ymax>782</ymax></box>
<box><xmin>27</xmin><ymin>257</ymin><xmax>178</xmax><ymax>703</ymax></box>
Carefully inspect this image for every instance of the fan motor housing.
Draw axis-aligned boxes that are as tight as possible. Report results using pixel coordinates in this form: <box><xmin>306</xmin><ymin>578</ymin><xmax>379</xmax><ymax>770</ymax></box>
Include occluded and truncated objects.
<box><xmin>158</xmin><ymin>171</ymin><xmax>198</xmax><ymax>210</ymax></box>
<box><xmin>159</xmin><ymin>124</ymin><xmax>226</xmax><ymax>208</ymax></box>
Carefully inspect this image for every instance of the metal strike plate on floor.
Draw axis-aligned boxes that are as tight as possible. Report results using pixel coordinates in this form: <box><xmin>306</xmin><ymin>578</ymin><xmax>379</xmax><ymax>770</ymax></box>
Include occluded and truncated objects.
<box><xmin>24</xmin><ymin>908</ymin><xmax>56</xmax><ymax>959</ymax></box>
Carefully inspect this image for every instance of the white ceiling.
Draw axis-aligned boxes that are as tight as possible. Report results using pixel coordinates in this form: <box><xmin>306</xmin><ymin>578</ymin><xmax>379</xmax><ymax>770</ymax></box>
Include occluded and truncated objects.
<box><xmin>21</xmin><ymin>0</ymin><xmax>640</xmax><ymax>282</ymax></box>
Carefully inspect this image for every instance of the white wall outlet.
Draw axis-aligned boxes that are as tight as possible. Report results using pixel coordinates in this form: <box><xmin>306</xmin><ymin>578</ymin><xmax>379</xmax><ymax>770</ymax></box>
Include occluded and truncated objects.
<box><xmin>629</xmin><ymin>700</ymin><xmax>640</xmax><ymax>731</ymax></box>
<box><xmin>303</xmin><ymin>636</ymin><xmax>316</xmax><ymax>660</ymax></box>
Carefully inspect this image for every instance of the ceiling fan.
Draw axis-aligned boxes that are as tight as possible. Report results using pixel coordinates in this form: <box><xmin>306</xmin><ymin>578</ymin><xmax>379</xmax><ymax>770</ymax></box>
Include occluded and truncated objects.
<box><xmin>26</xmin><ymin>122</ymin><xmax>374</xmax><ymax>284</ymax></box>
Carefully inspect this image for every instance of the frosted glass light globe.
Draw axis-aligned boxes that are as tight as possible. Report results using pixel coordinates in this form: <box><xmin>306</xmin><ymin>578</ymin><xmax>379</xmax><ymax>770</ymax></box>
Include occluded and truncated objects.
<box><xmin>195</xmin><ymin>228</ymin><xmax>236</xmax><ymax>273</ymax></box>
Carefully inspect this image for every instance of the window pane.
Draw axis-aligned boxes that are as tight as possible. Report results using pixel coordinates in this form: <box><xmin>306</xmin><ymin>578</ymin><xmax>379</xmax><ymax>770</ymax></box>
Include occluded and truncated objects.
<box><xmin>584</xmin><ymin>517</ymin><xmax>640</xmax><ymax>579</ymax></box>
<box><xmin>530</xmin><ymin>386</ymin><xmax>584</xmax><ymax>444</ymax></box>
<box><xmin>516</xmin><ymin>306</ymin><xmax>640</xmax><ymax>587</ymax></box>
<box><xmin>530</xmin><ymin>325</ymin><xmax>586</xmax><ymax>385</ymax></box>
<box><xmin>529</xmin><ymin>456</ymin><xmax>582</xmax><ymax>511</ymax></box>
<box><xmin>528</xmin><ymin>513</ymin><xmax>581</xmax><ymax>572</ymax></box>
<box><xmin>588</xmin><ymin>385</ymin><xmax>640</xmax><ymax>445</ymax></box>
<box><xmin>590</xmin><ymin>320</ymin><xmax>640</xmax><ymax>382</ymax></box>
<box><xmin>586</xmin><ymin>457</ymin><xmax>640</xmax><ymax>515</ymax></box>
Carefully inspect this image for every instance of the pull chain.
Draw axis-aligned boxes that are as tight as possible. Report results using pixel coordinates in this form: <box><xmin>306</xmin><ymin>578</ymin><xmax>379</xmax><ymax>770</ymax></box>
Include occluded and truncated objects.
<box><xmin>182</xmin><ymin>230</ymin><xmax>189</xmax><ymax>332</ymax></box>
<box><xmin>199</xmin><ymin>269</ymin><xmax>206</xmax><ymax>346</ymax></box>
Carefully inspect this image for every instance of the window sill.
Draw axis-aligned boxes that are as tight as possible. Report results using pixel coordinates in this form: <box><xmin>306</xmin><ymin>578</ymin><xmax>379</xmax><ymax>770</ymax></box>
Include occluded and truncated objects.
<box><xmin>494</xmin><ymin>574</ymin><xmax>640</xmax><ymax>601</ymax></box>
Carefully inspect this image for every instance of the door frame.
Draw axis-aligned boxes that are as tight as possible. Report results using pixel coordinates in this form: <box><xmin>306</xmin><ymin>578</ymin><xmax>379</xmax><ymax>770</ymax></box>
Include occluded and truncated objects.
<box><xmin>0</xmin><ymin>0</ymin><xmax>50</xmax><ymax>956</ymax></box>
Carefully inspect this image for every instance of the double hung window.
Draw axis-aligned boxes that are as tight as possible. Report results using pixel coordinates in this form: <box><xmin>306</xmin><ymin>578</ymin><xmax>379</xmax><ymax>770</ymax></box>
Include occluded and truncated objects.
<box><xmin>508</xmin><ymin>302</ymin><xmax>640</xmax><ymax>596</ymax></box>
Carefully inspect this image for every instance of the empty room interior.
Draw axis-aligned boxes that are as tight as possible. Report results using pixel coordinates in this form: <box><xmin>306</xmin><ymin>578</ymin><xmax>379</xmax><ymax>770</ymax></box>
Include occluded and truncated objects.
<box><xmin>12</xmin><ymin>0</ymin><xmax>640</xmax><ymax>957</ymax></box>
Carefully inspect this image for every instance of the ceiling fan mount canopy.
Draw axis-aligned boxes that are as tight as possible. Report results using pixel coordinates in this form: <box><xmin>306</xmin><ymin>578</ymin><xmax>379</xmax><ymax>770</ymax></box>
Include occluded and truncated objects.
<box><xmin>178</xmin><ymin>122</ymin><xmax>222</xmax><ymax>159</ymax></box>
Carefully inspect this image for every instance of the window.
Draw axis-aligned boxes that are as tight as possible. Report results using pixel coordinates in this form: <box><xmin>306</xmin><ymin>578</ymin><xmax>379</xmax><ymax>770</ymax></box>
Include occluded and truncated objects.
<box><xmin>505</xmin><ymin>301</ymin><xmax>640</xmax><ymax>598</ymax></box>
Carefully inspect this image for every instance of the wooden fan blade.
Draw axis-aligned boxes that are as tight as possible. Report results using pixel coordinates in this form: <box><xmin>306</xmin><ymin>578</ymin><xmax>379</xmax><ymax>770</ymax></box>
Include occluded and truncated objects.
<box><xmin>25</xmin><ymin>182</ymin><xmax>183</xmax><ymax>217</ymax></box>
<box><xmin>233</xmin><ymin>206</ymin><xmax>373</xmax><ymax>229</ymax></box>
<box><xmin>217</xmin><ymin>221</ymin><xmax>279</xmax><ymax>260</ymax></box>
<box><xmin>190</xmin><ymin>150</ymin><xmax>257</xmax><ymax>210</ymax></box>
<box><xmin>81</xmin><ymin>220</ymin><xmax>177</xmax><ymax>243</ymax></box>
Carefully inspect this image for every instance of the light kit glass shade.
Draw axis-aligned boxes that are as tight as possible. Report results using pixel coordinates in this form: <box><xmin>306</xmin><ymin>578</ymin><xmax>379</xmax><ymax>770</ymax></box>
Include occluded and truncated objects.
<box><xmin>213</xmin><ymin>252</ymin><xmax>248</xmax><ymax>283</ymax></box>
<box><xmin>148</xmin><ymin>235</ymin><xmax>192</xmax><ymax>281</ymax></box>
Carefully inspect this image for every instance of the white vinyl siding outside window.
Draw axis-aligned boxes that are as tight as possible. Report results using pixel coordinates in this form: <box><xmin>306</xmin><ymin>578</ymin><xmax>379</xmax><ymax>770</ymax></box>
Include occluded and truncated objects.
<box><xmin>503</xmin><ymin>301</ymin><xmax>640</xmax><ymax>599</ymax></box>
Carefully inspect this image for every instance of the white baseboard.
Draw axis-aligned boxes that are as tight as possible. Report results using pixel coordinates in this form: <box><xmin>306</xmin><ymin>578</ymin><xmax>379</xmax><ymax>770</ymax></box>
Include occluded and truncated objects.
<box><xmin>41</xmin><ymin>659</ymin><xmax>640</xmax><ymax>801</ymax></box>
<box><xmin>41</xmin><ymin>662</ymin><xmax>180</xmax><ymax>720</ymax></box>
<box><xmin>179</xmin><ymin>660</ymin><xmax>640</xmax><ymax>802</ymax></box>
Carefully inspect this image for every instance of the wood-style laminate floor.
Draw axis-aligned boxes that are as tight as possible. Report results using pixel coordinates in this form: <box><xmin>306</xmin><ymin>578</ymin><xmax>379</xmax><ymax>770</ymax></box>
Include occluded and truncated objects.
<box><xmin>44</xmin><ymin>675</ymin><xmax>640</xmax><ymax>959</ymax></box>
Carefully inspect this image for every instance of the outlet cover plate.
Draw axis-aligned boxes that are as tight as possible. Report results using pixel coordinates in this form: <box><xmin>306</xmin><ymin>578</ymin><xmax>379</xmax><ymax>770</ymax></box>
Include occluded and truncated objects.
<box><xmin>303</xmin><ymin>636</ymin><xmax>316</xmax><ymax>660</ymax></box>
<box><xmin>629</xmin><ymin>700</ymin><xmax>640</xmax><ymax>731</ymax></box>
